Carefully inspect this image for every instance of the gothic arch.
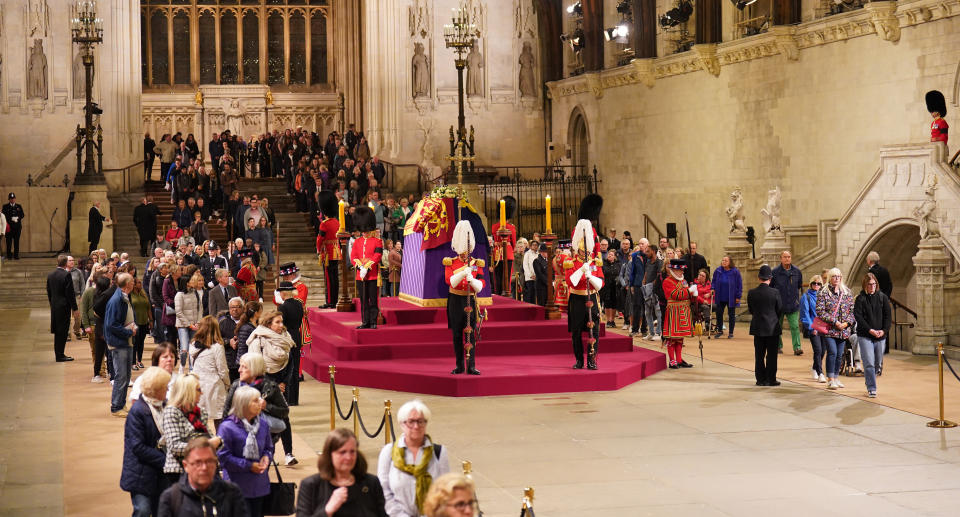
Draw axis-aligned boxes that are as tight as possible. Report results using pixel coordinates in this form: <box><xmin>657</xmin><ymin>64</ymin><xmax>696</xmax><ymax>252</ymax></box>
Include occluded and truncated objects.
<box><xmin>567</xmin><ymin>105</ymin><xmax>590</xmax><ymax>172</ymax></box>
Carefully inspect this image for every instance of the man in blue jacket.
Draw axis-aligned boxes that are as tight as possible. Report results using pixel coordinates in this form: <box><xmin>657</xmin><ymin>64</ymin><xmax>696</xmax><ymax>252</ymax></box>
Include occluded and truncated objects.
<box><xmin>628</xmin><ymin>239</ymin><xmax>649</xmax><ymax>336</ymax></box>
<box><xmin>770</xmin><ymin>251</ymin><xmax>804</xmax><ymax>355</ymax></box>
<box><xmin>105</xmin><ymin>272</ymin><xmax>137</xmax><ymax>416</ymax></box>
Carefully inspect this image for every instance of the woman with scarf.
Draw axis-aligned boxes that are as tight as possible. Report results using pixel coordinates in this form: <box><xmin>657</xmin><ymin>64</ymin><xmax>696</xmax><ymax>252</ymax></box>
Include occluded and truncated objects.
<box><xmin>189</xmin><ymin>316</ymin><xmax>231</xmax><ymax>429</ymax></box>
<box><xmin>245</xmin><ymin>311</ymin><xmax>297</xmax><ymax>463</ymax></box>
<box><xmin>223</xmin><ymin>352</ymin><xmax>294</xmax><ymax>465</ymax></box>
<box><xmin>121</xmin><ymin>367</ymin><xmax>171</xmax><ymax>517</ymax></box>
<box><xmin>162</xmin><ymin>373</ymin><xmax>222</xmax><ymax>485</ymax></box>
<box><xmin>217</xmin><ymin>386</ymin><xmax>274</xmax><ymax>517</ymax></box>
<box><xmin>377</xmin><ymin>399</ymin><xmax>450</xmax><ymax>517</ymax></box>
<box><xmin>298</xmin><ymin>428</ymin><xmax>387</xmax><ymax>517</ymax></box>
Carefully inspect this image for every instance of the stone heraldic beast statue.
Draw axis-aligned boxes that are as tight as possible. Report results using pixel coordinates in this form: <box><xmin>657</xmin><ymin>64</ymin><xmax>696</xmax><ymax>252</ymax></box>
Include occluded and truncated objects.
<box><xmin>726</xmin><ymin>187</ymin><xmax>746</xmax><ymax>233</ymax></box>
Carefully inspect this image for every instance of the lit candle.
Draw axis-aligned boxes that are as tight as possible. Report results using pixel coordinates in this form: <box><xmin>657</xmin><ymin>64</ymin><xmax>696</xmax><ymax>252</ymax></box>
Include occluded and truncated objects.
<box><xmin>545</xmin><ymin>194</ymin><xmax>552</xmax><ymax>234</ymax></box>
<box><xmin>338</xmin><ymin>199</ymin><xmax>346</xmax><ymax>232</ymax></box>
<box><xmin>499</xmin><ymin>199</ymin><xmax>506</xmax><ymax>227</ymax></box>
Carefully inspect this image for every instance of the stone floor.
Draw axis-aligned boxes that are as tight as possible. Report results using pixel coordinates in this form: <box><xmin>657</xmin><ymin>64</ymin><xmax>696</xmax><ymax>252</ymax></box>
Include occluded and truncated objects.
<box><xmin>2</xmin><ymin>306</ymin><xmax>960</xmax><ymax>516</ymax></box>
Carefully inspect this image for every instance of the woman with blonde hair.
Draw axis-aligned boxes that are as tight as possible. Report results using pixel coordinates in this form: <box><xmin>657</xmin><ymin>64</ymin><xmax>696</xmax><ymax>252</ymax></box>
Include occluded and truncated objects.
<box><xmin>816</xmin><ymin>268</ymin><xmax>856</xmax><ymax>390</ymax></box>
<box><xmin>190</xmin><ymin>315</ymin><xmax>231</xmax><ymax>428</ymax></box>
<box><xmin>422</xmin><ymin>473</ymin><xmax>478</xmax><ymax>517</ymax></box>
<box><xmin>174</xmin><ymin>271</ymin><xmax>204</xmax><ymax>368</ymax></box>
<box><xmin>121</xmin><ymin>366</ymin><xmax>172</xmax><ymax>517</ymax></box>
<box><xmin>800</xmin><ymin>275</ymin><xmax>826</xmax><ymax>383</ymax></box>
<box><xmin>161</xmin><ymin>373</ymin><xmax>221</xmax><ymax>484</ymax></box>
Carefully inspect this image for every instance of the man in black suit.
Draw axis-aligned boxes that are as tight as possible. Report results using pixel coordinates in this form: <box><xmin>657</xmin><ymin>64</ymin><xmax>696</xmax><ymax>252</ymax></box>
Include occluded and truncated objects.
<box><xmin>218</xmin><ymin>297</ymin><xmax>245</xmax><ymax>382</ymax></box>
<box><xmin>683</xmin><ymin>241</ymin><xmax>710</xmax><ymax>283</ymax></box>
<box><xmin>533</xmin><ymin>245</ymin><xmax>549</xmax><ymax>306</ymax></box>
<box><xmin>748</xmin><ymin>264</ymin><xmax>783</xmax><ymax>386</ymax></box>
<box><xmin>143</xmin><ymin>133</ymin><xmax>156</xmax><ymax>181</ymax></box>
<box><xmin>2</xmin><ymin>192</ymin><xmax>25</xmax><ymax>260</ymax></box>
<box><xmin>133</xmin><ymin>196</ymin><xmax>160</xmax><ymax>257</ymax></box>
<box><xmin>866</xmin><ymin>251</ymin><xmax>893</xmax><ymax>298</ymax></box>
<box><xmin>88</xmin><ymin>201</ymin><xmax>109</xmax><ymax>254</ymax></box>
<box><xmin>47</xmin><ymin>255</ymin><xmax>78</xmax><ymax>362</ymax></box>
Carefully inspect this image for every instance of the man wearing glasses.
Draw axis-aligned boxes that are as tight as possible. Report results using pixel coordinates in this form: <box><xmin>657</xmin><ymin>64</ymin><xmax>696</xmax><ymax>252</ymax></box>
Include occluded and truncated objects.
<box><xmin>158</xmin><ymin>437</ymin><xmax>247</xmax><ymax>516</ymax></box>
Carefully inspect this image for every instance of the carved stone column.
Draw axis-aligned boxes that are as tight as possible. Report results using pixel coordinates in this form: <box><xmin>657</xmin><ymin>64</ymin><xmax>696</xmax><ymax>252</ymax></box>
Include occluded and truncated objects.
<box><xmin>333</xmin><ymin>0</ymin><xmax>364</xmax><ymax>128</ymax></box>
<box><xmin>912</xmin><ymin>238</ymin><xmax>949</xmax><ymax>355</ymax></box>
<box><xmin>723</xmin><ymin>232</ymin><xmax>752</xmax><ymax>275</ymax></box>
<box><xmin>759</xmin><ymin>232</ymin><xmax>788</xmax><ymax>269</ymax></box>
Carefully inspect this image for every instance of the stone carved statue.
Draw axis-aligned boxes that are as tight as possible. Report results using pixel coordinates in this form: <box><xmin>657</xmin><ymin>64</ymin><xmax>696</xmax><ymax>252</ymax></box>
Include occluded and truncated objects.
<box><xmin>28</xmin><ymin>39</ymin><xmax>48</xmax><ymax>100</ymax></box>
<box><xmin>222</xmin><ymin>99</ymin><xmax>246</xmax><ymax>136</ymax></box>
<box><xmin>412</xmin><ymin>42</ymin><xmax>430</xmax><ymax>98</ymax></box>
<box><xmin>914</xmin><ymin>179</ymin><xmax>940</xmax><ymax>240</ymax></box>
<box><xmin>466</xmin><ymin>42</ymin><xmax>483</xmax><ymax>97</ymax></box>
<box><xmin>417</xmin><ymin>116</ymin><xmax>436</xmax><ymax>168</ymax></box>
<box><xmin>519</xmin><ymin>41</ymin><xmax>536</xmax><ymax>98</ymax></box>
<box><xmin>29</xmin><ymin>0</ymin><xmax>49</xmax><ymax>38</ymax></box>
<box><xmin>73</xmin><ymin>52</ymin><xmax>86</xmax><ymax>99</ymax></box>
<box><xmin>760</xmin><ymin>186</ymin><xmax>782</xmax><ymax>234</ymax></box>
<box><xmin>726</xmin><ymin>187</ymin><xmax>746</xmax><ymax>233</ymax></box>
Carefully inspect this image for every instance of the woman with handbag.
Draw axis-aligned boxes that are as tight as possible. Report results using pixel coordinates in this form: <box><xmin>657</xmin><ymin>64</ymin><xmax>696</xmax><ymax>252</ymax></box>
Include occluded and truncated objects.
<box><xmin>800</xmin><ymin>275</ymin><xmax>826</xmax><ymax>383</ymax></box>
<box><xmin>222</xmin><ymin>352</ymin><xmax>289</xmax><ymax>438</ymax></box>
<box><xmin>189</xmin><ymin>316</ymin><xmax>231</xmax><ymax>429</ymax></box>
<box><xmin>175</xmin><ymin>272</ymin><xmax>204</xmax><ymax>369</ymax></box>
<box><xmin>161</xmin><ymin>265</ymin><xmax>182</xmax><ymax>356</ymax></box>
<box><xmin>161</xmin><ymin>373</ymin><xmax>222</xmax><ymax>485</ymax></box>
<box><xmin>217</xmin><ymin>386</ymin><xmax>274</xmax><ymax>517</ymax></box>
<box><xmin>245</xmin><ymin>311</ymin><xmax>297</xmax><ymax>466</ymax></box>
<box><xmin>298</xmin><ymin>428</ymin><xmax>388</xmax><ymax>517</ymax></box>
<box><xmin>815</xmin><ymin>268</ymin><xmax>856</xmax><ymax>390</ymax></box>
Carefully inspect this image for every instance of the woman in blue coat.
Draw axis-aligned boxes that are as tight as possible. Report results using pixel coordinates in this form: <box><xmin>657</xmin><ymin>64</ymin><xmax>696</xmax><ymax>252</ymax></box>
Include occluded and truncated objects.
<box><xmin>711</xmin><ymin>256</ymin><xmax>742</xmax><ymax>338</ymax></box>
<box><xmin>217</xmin><ymin>385</ymin><xmax>274</xmax><ymax>517</ymax></box>
<box><xmin>800</xmin><ymin>275</ymin><xmax>826</xmax><ymax>383</ymax></box>
<box><xmin>120</xmin><ymin>367</ymin><xmax>172</xmax><ymax>517</ymax></box>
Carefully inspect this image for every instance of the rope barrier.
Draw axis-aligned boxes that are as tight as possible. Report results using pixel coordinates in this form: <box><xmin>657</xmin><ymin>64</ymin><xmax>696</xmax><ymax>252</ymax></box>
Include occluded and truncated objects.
<box><xmin>329</xmin><ymin>374</ymin><xmax>355</xmax><ymax>421</ymax></box>
<box><xmin>942</xmin><ymin>353</ymin><xmax>960</xmax><ymax>384</ymax></box>
<box><xmin>927</xmin><ymin>343</ymin><xmax>958</xmax><ymax>428</ymax></box>
<box><xmin>327</xmin><ymin>365</ymin><xmax>397</xmax><ymax>442</ymax></box>
<box><xmin>357</xmin><ymin>404</ymin><xmax>388</xmax><ymax>438</ymax></box>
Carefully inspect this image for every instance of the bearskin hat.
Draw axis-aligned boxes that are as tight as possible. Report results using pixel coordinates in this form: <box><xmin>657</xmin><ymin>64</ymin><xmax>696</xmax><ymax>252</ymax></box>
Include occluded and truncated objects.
<box><xmin>578</xmin><ymin>194</ymin><xmax>603</xmax><ymax>221</ymax></box>
<box><xmin>926</xmin><ymin>90</ymin><xmax>947</xmax><ymax>116</ymax></box>
<box><xmin>318</xmin><ymin>190</ymin><xmax>339</xmax><ymax>219</ymax></box>
<box><xmin>502</xmin><ymin>195</ymin><xmax>517</xmax><ymax>220</ymax></box>
<box><xmin>354</xmin><ymin>206</ymin><xmax>377</xmax><ymax>232</ymax></box>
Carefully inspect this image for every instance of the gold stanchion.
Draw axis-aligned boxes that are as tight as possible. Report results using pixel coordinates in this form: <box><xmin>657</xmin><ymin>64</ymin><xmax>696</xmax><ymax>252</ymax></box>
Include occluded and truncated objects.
<box><xmin>328</xmin><ymin>365</ymin><xmax>336</xmax><ymax>431</ymax></box>
<box><xmin>352</xmin><ymin>387</ymin><xmax>361</xmax><ymax>438</ymax></box>
<box><xmin>927</xmin><ymin>342</ymin><xmax>957</xmax><ymax>428</ymax></box>
<box><xmin>461</xmin><ymin>460</ymin><xmax>472</xmax><ymax>476</ymax></box>
<box><xmin>383</xmin><ymin>400</ymin><xmax>394</xmax><ymax>445</ymax></box>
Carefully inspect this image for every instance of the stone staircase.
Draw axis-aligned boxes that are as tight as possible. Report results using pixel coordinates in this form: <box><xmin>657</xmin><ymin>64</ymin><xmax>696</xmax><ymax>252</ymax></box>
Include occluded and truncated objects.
<box><xmin>0</xmin><ymin>258</ymin><xmax>58</xmax><ymax>308</ymax></box>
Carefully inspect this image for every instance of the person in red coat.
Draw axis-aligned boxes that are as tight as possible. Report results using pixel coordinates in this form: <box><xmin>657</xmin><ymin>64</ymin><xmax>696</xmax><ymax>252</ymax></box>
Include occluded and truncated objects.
<box><xmin>316</xmin><ymin>191</ymin><xmax>342</xmax><ymax>308</ymax></box>
<box><xmin>571</xmin><ymin>194</ymin><xmax>603</xmax><ymax>260</ymax></box>
<box><xmin>490</xmin><ymin>195</ymin><xmax>517</xmax><ymax>295</ymax></box>
<box><xmin>926</xmin><ymin>90</ymin><xmax>949</xmax><ymax>148</ymax></box>
<box><xmin>662</xmin><ymin>259</ymin><xmax>695</xmax><ymax>369</ymax></box>
<box><xmin>564</xmin><ymin>219</ymin><xmax>604</xmax><ymax>370</ymax></box>
<box><xmin>350</xmin><ymin>206</ymin><xmax>383</xmax><ymax>329</ymax></box>
<box><xmin>235</xmin><ymin>250</ymin><xmax>259</xmax><ymax>302</ymax></box>
<box><xmin>444</xmin><ymin>220</ymin><xmax>485</xmax><ymax>375</ymax></box>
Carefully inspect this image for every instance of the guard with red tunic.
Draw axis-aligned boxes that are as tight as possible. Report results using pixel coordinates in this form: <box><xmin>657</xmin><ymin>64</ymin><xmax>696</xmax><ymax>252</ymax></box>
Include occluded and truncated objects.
<box><xmin>275</xmin><ymin>262</ymin><xmax>308</xmax><ymax>305</ymax></box>
<box><xmin>927</xmin><ymin>90</ymin><xmax>949</xmax><ymax>149</ymax></box>
<box><xmin>274</xmin><ymin>262</ymin><xmax>311</xmax><ymax>380</ymax></box>
<box><xmin>571</xmin><ymin>194</ymin><xmax>603</xmax><ymax>259</ymax></box>
<box><xmin>444</xmin><ymin>220</ymin><xmax>485</xmax><ymax>375</ymax></box>
<box><xmin>350</xmin><ymin>206</ymin><xmax>383</xmax><ymax>329</ymax></box>
<box><xmin>661</xmin><ymin>258</ymin><xmax>696</xmax><ymax>369</ymax></box>
<box><xmin>490</xmin><ymin>195</ymin><xmax>517</xmax><ymax>295</ymax></box>
<box><xmin>235</xmin><ymin>249</ymin><xmax>259</xmax><ymax>302</ymax></box>
<box><xmin>565</xmin><ymin>219</ymin><xmax>605</xmax><ymax>370</ymax></box>
<box><xmin>316</xmin><ymin>191</ymin><xmax>342</xmax><ymax>308</ymax></box>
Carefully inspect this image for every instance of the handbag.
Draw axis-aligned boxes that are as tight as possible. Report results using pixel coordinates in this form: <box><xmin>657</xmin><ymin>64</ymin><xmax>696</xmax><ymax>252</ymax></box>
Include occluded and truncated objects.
<box><xmin>262</xmin><ymin>459</ymin><xmax>296</xmax><ymax>516</ymax></box>
<box><xmin>812</xmin><ymin>290</ymin><xmax>842</xmax><ymax>334</ymax></box>
<box><xmin>261</xmin><ymin>413</ymin><xmax>287</xmax><ymax>434</ymax></box>
<box><xmin>164</xmin><ymin>304</ymin><xmax>175</xmax><ymax>316</ymax></box>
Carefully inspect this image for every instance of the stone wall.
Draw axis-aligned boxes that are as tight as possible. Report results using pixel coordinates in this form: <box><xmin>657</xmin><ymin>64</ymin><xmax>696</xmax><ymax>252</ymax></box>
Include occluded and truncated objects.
<box><xmin>547</xmin><ymin>1</ymin><xmax>960</xmax><ymax>270</ymax></box>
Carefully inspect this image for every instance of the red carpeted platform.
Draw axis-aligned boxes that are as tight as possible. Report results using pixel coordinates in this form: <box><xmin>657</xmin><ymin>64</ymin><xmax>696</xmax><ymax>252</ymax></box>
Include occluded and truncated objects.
<box><xmin>301</xmin><ymin>296</ymin><xmax>666</xmax><ymax>397</ymax></box>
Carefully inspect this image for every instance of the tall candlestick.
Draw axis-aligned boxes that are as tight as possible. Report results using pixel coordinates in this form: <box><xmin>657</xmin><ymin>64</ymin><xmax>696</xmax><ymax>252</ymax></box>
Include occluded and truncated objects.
<box><xmin>545</xmin><ymin>194</ymin><xmax>552</xmax><ymax>234</ymax></box>
<box><xmin>338</xmin><ymin>199</ymin><xmax>346</xmax><ymax>232</ymax></box>
<box><xmin>499</xmin><ymin>199</ymin><xmax>506</xmax><ymax>227</ymax></box>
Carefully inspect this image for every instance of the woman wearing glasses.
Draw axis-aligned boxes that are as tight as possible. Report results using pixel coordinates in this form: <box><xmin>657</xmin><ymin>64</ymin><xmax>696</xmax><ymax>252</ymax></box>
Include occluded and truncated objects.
<box><xmin>853</xmin><ymin>272</ymin><xmax>891</xmax><ymax>398</ymax></box>
<box><xmin>377</xmin><ymin>400</ymin><xmax>451</xmax><ymax>517</ymax></box>
<box><xmin>297</xmin><ymin>428</ymin><xmax>387</xmax><ymax>517</ymax></box>
<box><xmin>423</xmin><ymin>473</ymin><xmax>479</xmax><ymax>517</ymax></box>
<box><xmin>217</xmin><ymin>386</ymin><xmax>274</xmax><ymax>517</ymax></box>
<box><xmin>816</xmin><ymin>268</ymin><xmax>856</xmax><ymax>390</ymax></box>
<box><xmin>800</xmin><ymin>275</ymin><xmax>826</xmax><ymax>383</ymax></box>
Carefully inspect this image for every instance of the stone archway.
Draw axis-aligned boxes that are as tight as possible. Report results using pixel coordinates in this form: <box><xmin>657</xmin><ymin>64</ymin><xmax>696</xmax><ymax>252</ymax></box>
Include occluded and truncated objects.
<box><xmin>567</xmin><ymin>107</ymin><xmax>589</xmax><ymax>172</ymax></box>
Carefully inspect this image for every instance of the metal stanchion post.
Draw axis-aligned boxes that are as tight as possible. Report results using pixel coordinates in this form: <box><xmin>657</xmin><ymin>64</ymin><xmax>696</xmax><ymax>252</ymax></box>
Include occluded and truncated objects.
<box><xmin>329</xmin><ymin>365</ymin><xmax>336</xmax><ymax>431</ymax></box>
<box><xmin>383</xmin><ymin>400</ymin><xmax>393</xmax><ymax>445</ymax></box>
<box><xmin>462</xmin><ymin>460</ymin><xmax>472</xmax><ymax>476</ymax></box>
<box><xmin>352</xmin><ymin>387</ymin><xmax>360</xmax><ymax>438</ymax></box>
<box><xmin>927</xmin><ymin>342</ymin><xmax>958</xmax><ymax>428</ymax></box>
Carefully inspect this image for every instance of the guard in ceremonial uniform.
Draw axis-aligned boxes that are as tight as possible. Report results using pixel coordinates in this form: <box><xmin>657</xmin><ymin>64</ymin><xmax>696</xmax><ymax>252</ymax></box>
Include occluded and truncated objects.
<box><xmin>276</xmin><ymin>262</ymin><xmax>308</xmax><ymax>305</ymax></box>
<box><xmin>350</xmin><ymin>206</ymin><xmax>383</xmax><ymax>329</ymax></box>
<box><xmin>444</xmin><ymin>220</ymin><xmax>485</xmax><ymax>375</ymax></box>
<box><xmin>490</xmin><ymin>195</ymin><xmax>517</xmax><ymax>294</ymax></box>
<box><xmin>316</xmin><ymin>191</ymin><xmax>342</xmax><ymax>308</ymax></box>
<box><xmin>661</xmin><ymin>259</ymin><xmax>695</xmax><ymax>369</ymax></box>
<box><xmin>276</xmin><ymin>281</ymin><xmax>304</xmax><ymax>405</ymax></box>
<box><xmin>571</xmin><ymin>194</ymin><xmax>603</xmax><ymax>259</ymax></box>
<box><xmin>275</xmin><ymin>261</ymin><xmax>311</xmax><ymax>380</ymax></box>
<box><xmin>235</xmin><ymin>249</ymin><xmax>259</xmax><ymax>302</ymax></box>
<box><xmin>926</xmin><ymin>90</ymin><xmax>949</xmax><ymax>148</ymax></box>
<box><xmin>565</xmin><ymin>219</ymin><xmax>604</xmax><ymax>370</ymax></box>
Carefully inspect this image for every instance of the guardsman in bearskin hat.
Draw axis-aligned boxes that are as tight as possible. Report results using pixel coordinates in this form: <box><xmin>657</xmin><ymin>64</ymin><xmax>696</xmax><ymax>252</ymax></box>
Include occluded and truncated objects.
<box><xmin>662</xmin><ymin>258</ymin><xmax>695</xmax><ymax>369</ymax></box>
<box><xmin>351</xmin><ymin>206</ymin><xmax>383</xmax><ymax>329</ymax></box>
<box><xmin>565</xmin><ymin>219</ymin><xmax>605</xmax><ymax>370</ymax></box>
<box><xmin>573</xmin><ymin>194</ymin><xmax>603</xmax><ymax>259</ymax></box>
<box><xmin>444</xmin><ymin>220</ymin><xmax>485</xmax><ymax>375</ymax></box>
<box><xmin>235</xmin><ymin>248</ymin><xmax>259</xmax><ymax>302</ymax></box>
<box><xmin>490</xmin><ymin>195</ymin><xmax>517</xmax><ymax>295</ymax></box>
<box><xmin>316</xmin><ymin>190</ymin><xmax>342</xmax><ymax>308</ymax></box>
<box><xmin>926</xmin><ymin>90</ymin><xmax>949</xmax><ymax>148</ymax></box>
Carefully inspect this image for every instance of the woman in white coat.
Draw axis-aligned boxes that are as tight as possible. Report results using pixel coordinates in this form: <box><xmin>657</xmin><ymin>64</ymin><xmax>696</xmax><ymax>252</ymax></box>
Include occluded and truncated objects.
<box><xmin>189</xmin><ymin>315</ymin><xmax>231</xmax><ymax>429</ymax></box>
<box><xmin>174</xmin><ymin>271</ymin><xmax>204</xmax><ymax>368</ymax></box>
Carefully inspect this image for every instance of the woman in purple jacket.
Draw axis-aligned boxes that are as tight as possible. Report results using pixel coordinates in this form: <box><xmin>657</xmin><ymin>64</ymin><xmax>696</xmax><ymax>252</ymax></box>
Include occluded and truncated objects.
<box><xmin>711</xmin><ymin>256</ymin><xmax>742</xmax><ymax>338</ymax></box>
<box><xmin>217</xmin><ymin>385</ymin><xmax>274</xmax><ymax>517</ymax></box>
